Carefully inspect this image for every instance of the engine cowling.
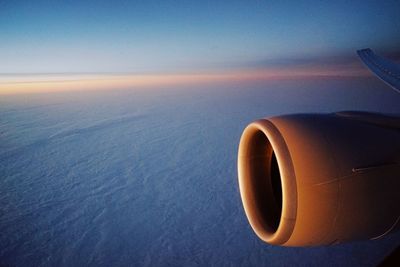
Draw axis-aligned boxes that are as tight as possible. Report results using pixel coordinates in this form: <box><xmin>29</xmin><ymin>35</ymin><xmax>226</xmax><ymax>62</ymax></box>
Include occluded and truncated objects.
<box><xmin>238</xmin><ymin>112</ymin><xmax>400</xmax><ymax>246</ymax></box>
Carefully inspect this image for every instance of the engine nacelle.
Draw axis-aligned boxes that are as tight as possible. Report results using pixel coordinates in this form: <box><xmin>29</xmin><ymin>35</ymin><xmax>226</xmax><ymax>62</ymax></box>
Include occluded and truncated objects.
<box><xmin>238</xmin><ymin>112</ymin><xmax>400</xmax><ymax>246</ymax></box>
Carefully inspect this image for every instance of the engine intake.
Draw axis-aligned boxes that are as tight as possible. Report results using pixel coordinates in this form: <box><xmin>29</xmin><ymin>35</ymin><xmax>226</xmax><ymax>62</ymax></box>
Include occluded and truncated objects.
<box><xmin>238</xmin><ymin>112</ymin><xmax>400</xmax><ymax>246</ymax></box>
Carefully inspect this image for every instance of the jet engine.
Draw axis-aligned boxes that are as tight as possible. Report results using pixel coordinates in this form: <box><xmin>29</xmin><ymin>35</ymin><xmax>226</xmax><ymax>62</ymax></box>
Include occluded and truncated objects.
<box><xmin>238</xmin><ymin>111</ymin><xmax>400</xmax><ymax>246</ymax></box>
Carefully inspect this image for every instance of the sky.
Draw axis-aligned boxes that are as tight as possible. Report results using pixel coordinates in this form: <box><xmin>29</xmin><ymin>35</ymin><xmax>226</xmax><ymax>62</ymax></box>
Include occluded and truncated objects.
<box><xmin>1</xmin><ymin>0</ymin><xmax>400</xmax><ymax>75</ymax></box>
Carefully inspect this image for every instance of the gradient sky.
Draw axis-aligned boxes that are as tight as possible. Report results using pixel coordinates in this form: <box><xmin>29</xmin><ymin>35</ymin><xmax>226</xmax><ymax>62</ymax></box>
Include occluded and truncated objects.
<box><xmin>1</xmin><ymin>0</ymin><xmax>400</xmax><ymax>74</ymax></box>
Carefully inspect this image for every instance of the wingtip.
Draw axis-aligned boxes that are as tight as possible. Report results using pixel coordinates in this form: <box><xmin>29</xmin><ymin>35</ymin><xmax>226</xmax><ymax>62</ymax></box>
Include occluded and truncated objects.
<box><xmin>357</xmin><ymin>47</ymin><xmax>400</xmax><ymax>93</ymax></box>
<box><xmin>357</xmin><ymin>48</ymin><xmax>372</xmax><ymax>56</ymax></box>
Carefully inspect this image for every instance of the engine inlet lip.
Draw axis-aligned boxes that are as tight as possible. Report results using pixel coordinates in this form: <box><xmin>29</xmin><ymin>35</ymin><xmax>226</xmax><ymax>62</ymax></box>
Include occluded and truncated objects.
<box><xmin>238</xmin><ymin>119</ymin><xmax>297</xmax><ymax>245</ymax></box>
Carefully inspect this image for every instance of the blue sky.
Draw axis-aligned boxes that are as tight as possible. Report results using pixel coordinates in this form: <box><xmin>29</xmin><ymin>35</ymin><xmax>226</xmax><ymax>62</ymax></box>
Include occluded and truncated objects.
<box><xmin>1</xmin><ymin>0</ymin><xmax>399</xmax><ymax>73</ymax></box>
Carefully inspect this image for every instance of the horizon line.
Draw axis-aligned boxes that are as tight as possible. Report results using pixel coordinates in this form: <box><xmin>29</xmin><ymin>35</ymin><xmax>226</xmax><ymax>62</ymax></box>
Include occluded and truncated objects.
<box><xmin>0</xmin><ymin>67</ymin><xmax>370</xmax><ymax>95</ymax></box>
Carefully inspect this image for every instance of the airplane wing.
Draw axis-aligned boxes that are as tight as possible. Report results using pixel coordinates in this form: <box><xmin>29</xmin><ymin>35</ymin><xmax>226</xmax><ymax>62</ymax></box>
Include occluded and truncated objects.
<box><xmin>357</xmin><ymin>48</ymin><xmax>400</xmax><ymax>93</ymax></box>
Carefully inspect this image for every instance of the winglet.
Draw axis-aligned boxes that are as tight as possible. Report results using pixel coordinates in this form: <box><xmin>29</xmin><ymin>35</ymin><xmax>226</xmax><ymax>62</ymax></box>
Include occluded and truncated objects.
<box><xmin>357</xmin><ymin>48</ymin><xmax>400</xmax><ymax>93</ymax></box>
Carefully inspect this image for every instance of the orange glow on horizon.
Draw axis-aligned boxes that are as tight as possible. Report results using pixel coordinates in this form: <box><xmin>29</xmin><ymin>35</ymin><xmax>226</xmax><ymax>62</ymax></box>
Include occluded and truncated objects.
<box><xmin>0</xmin><ymin>67</ymin><xmax>369</xmax><ymax>95</ymax></box>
